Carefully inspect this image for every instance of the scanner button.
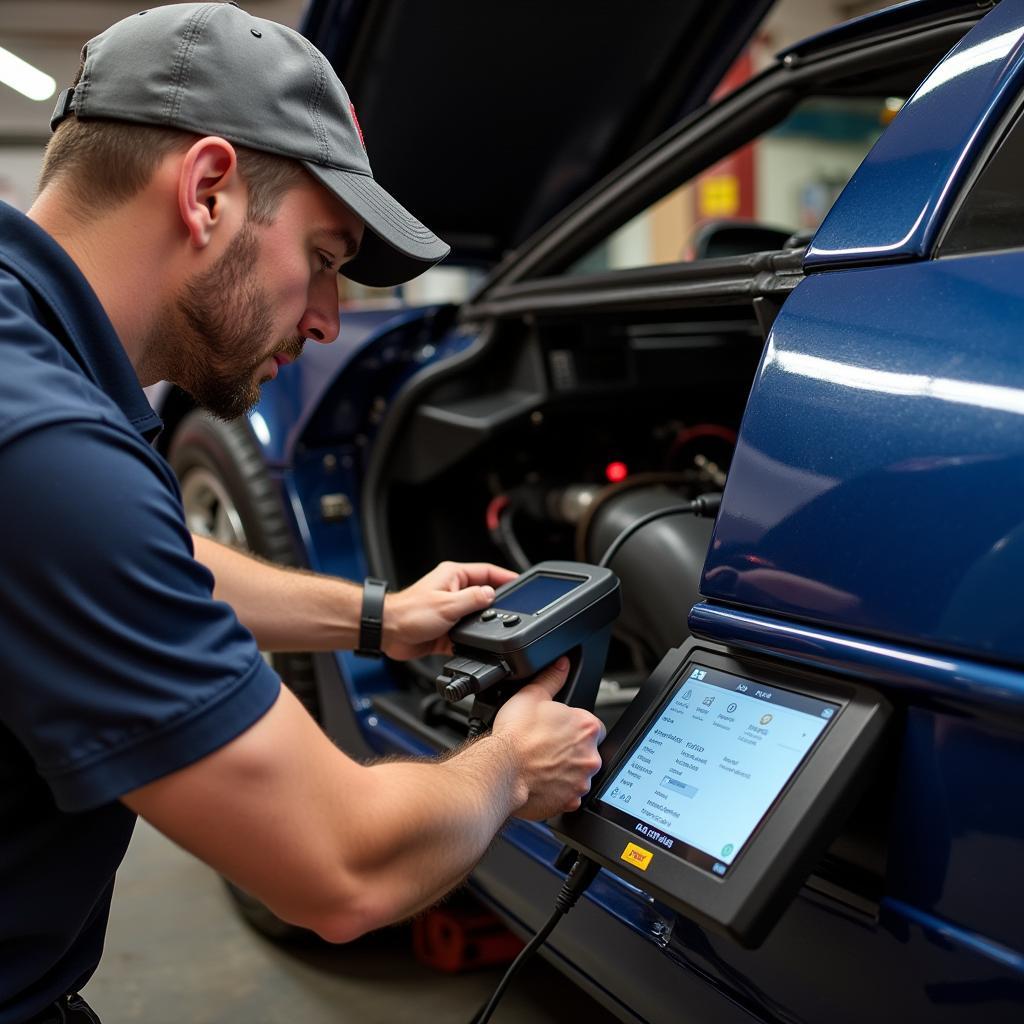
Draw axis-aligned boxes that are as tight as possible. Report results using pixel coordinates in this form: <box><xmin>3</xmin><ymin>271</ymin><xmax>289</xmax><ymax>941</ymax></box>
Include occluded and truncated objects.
<box><xmin>480</xmin><ymin>609</ymin><xmax>497</xmax><ymax>621</ymax></box>
<box><xmin>502</xmin><ymin>615</ymin><xmax>520</xmax><ymax>627</ymax></box>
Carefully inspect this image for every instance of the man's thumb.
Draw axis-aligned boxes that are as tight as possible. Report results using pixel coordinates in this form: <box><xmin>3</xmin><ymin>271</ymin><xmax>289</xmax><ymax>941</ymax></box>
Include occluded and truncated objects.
<box><xmin>522</xmin><ymin>657</ymin><xmax>570</xmax><ymax>700</ymax></box>
<box><xmin>449</xmin><ymin>585</ymin><xmax>496</xmax><ymax>621</ymax></box>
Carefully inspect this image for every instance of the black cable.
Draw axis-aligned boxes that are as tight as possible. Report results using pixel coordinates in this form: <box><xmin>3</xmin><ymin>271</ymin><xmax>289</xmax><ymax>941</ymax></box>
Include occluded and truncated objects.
<box><xmin>496</xmin><ymin>506</ymin><xmax>532</xmax><ymax>572</ymax></box>
<box><xmin>596</xmin><ymin>492</ymin><xmax>723</xmax><ymax>569</ymax></box>
<box><xmin>470</xmin><ymin>855</ymin><xmax>601</xmax><ymax>1024</ymax></box>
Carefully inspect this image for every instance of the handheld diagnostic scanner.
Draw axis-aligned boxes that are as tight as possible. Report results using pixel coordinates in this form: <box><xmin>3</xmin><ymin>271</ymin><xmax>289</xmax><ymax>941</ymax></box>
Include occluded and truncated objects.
<box><xmin>436</xmin><ymin>561</ymin><xmax>621</xmax><ymax>727</ymax></box>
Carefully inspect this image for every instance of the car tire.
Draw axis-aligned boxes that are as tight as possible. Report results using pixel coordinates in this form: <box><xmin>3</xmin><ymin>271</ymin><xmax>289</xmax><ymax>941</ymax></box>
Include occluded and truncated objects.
<box><xmin>168</xmin><ymin>410</ymin><xmax>317</xmax><ymax>943</ymax></box>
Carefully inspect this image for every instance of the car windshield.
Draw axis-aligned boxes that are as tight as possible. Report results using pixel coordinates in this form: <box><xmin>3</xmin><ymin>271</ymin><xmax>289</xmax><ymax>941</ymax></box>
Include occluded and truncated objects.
<box><xmin>568</xmin><ymin>95</ymin><xmax>902</xmax><ymax>274</ymax></box>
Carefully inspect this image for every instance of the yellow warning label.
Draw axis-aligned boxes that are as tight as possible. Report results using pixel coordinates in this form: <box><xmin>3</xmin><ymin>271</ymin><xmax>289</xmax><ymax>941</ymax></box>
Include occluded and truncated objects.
<box><xmin>620</xmin><ymin>842</ymin><xmax>653</xmax><ymax>871</ymax></box>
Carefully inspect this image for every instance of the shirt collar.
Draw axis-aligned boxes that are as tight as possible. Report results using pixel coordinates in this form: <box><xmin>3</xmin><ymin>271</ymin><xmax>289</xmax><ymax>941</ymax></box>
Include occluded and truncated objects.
<box><xmin>0</xmin><ymin>202</ymin><xmax>163</xmax><ymax>442</ymax></box>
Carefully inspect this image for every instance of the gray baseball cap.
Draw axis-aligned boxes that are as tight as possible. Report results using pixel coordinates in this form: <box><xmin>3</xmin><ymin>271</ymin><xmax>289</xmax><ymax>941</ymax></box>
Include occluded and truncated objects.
<box><xmin>49</xmin><ymin>1</ymin><xmax>449</xmax><ymax>287</ymax></box>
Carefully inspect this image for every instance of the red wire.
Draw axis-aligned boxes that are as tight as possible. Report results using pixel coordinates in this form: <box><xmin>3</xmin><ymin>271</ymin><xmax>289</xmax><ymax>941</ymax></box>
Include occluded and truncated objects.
<box><xmin>486</xmin><ymin>494</ymin><xmax>510</xmax><ymax>532</ymax></box>
<box><xmin>668</xmin><ymin>423</ymin><xmax>737</xmax><ymax>464</ymax></box>
<box><xmin>674</xmin><ymin>422</ymin><xmax>737</xmax><ymax>446</ymax></box>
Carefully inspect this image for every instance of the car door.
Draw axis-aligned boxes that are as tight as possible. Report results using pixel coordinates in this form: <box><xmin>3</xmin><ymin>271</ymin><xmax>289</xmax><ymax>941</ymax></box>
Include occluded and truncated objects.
<box><xmin>698</xmin><ymin>3</ymin><xmax>1024</xmax><ymax>1020</ymax></box>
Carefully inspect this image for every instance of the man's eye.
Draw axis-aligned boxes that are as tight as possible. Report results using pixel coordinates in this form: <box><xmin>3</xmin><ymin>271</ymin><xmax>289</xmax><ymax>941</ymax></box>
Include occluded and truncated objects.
<box><xmin>317</xmin><ymin>252</ymin><xmax>336</xmax><ymax>272</ymax></box>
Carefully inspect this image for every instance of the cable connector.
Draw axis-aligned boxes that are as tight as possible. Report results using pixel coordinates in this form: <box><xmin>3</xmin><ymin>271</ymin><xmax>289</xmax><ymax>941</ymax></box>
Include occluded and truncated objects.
<box><xmin>436</xmin><ymin>658</ymin><xmax>509</xmax><ymax>703</ymax></box>
<box><xmin>692</xmin><ymin>491</ymin><xmax>723</xmax><ymax>517</ymax></box>
<box><xmin>553</xmin><ymin>855</ymin><xmax>601</xmax><ymax>914</ymax></box>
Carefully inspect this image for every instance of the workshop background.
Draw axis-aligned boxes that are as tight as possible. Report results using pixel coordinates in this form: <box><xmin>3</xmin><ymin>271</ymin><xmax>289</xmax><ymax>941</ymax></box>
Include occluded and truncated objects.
<box><xmin>0</xmin><ymin>1</ymin><xmax>889</xmax><ymax>1021</ymax></box>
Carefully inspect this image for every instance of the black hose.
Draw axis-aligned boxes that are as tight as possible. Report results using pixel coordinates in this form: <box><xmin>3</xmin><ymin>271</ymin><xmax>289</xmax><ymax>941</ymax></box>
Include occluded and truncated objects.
<box><xmin>496</xmin><ymin>506</ymin><xmax>532</xmax><ymax>571</ymax></box>
<box><xmin>597</xmin><ymin>492</ymin><xmax>723</xmax><ymax>569</ymax></box>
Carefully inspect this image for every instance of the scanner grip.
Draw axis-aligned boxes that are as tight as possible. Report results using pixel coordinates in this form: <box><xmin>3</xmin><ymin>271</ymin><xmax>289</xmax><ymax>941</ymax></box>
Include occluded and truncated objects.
<box><xmin>468</xmin><ymin>624</ymin><xmax>613</xmax><ymax>732</ymax></box>
<box><xmin>559</xmin><ymin>625</ymin><xmax>612</xmax><ymax>712</ymax></box>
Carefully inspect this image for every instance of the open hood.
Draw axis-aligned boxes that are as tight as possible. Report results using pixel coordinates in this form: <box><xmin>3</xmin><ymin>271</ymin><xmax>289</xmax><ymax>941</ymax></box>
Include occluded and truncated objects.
<box><xmin>301</xmin><ymin>0</ymin><xmax>774</xmax><ymax>267</ymax></box>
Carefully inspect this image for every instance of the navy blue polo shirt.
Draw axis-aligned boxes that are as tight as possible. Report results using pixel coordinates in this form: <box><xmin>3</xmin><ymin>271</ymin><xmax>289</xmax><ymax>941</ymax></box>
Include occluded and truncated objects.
<box><xmin>0</xmin><ymin>203</ymin><xmax>281</xmax><ymax>1022</ymax></box>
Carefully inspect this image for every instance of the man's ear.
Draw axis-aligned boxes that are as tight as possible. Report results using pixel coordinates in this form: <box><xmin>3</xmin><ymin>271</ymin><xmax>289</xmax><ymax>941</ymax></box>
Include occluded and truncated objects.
<box><xmin>177</xmin><ymin>137</ymin><xmax>241</xmax><ymax>249</ymax></box>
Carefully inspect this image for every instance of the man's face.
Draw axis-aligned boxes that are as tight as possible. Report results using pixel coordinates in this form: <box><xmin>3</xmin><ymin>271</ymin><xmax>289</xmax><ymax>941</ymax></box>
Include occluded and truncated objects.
<box><xmin>164</xmin><ymin>180</ymin><xmax>363</xmax><ymax>420</ymax></box>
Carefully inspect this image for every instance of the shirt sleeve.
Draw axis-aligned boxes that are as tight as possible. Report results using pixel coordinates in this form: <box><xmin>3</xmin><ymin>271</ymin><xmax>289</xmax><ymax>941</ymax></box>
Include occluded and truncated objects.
<box><xmin>0</xmin><ymin>418</ymin><xmax>281</xmax><ymax>811</ymax></box>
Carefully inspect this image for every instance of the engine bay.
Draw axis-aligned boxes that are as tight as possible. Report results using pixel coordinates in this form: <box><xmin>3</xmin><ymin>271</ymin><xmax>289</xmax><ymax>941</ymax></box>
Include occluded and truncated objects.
<box><xmin>362</xmin><ymin>273</ymin><xmax>785</xmax><ymax>722</ymax></box>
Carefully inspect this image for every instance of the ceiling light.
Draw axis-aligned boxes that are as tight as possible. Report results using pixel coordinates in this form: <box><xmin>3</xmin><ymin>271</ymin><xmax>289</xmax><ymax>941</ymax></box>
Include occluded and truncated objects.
<box><xmin>0</xmin><ymin>46</ymin><xmax>56</xmax><ymax>102</ymax></box>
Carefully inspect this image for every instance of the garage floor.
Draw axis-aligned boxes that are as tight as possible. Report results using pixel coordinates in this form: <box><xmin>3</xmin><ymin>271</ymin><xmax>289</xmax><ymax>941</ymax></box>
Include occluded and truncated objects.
<box><xmin>82</xmin><ymin>822</ymin><xmax>621</xmax><ymax>1023</ymax></box>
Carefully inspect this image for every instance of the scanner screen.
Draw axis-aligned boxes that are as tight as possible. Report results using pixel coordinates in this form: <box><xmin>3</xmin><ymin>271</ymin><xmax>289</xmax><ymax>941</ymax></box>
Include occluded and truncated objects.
<box><xmin>496</xmin><ymin>574</ymin><xmax>584</xmax><ymax>614</ymax></box>
<box><xmin>597</xmin><ymin>664</ymin><xmax>839</xmax><ymax>875</ymax></box>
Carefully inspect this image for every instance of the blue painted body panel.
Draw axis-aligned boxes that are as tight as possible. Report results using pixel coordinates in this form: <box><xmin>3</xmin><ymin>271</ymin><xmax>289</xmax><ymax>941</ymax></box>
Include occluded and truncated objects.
<box><xmin>688</xmin><ymin>603</ymin><xmax>1024</xmax><ymax>721</ymax></box>
<box><xmin>703</xmin><ymin>254</ymin><xmax>1024</xmax><ymax>661</ymax></box>
<box><xmin>692</xmin><ymin>4</ymin><xmax>1024</xmax><ymax>1013</ymax></box>
<box><xmin>806</xmin><ymin>0</ymin><xmax>1024</xmax><ymax>268</ymax></box>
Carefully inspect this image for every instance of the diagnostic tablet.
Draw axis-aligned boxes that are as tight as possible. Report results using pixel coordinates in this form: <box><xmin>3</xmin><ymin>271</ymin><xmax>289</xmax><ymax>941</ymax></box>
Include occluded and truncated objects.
<box><xmin>550</xmin><ymin>639</ymin><xmax>890</xmax><ymax>946</ymax></box>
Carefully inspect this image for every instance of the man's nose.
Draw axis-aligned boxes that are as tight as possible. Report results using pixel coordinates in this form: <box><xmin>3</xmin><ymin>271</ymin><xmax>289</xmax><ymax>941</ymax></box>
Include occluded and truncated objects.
<box><xmin>299</xmin><ymin>286</ymin><xmax>341</xmax><ymax>343</ymax></box>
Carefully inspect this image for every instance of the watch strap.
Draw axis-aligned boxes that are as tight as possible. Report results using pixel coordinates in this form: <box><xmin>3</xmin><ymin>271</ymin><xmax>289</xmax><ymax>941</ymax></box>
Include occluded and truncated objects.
<box><xmin>356</xmin><ymin>577</ymin><xmax>389</xmax><ymax>658</ymax></box>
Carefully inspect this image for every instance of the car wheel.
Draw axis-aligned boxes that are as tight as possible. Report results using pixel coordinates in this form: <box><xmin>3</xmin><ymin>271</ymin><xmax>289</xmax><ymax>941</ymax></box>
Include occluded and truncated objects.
<box><xmin>168</xmin><ymin>410</ymin><xmax>317</xmax><ymax>943</ymax></box>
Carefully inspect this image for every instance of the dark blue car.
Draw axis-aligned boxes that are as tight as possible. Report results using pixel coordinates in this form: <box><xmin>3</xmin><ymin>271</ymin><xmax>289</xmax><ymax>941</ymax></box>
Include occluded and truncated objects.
<box><xmin>149</xmin><ymin>1</ymin><xmax>1024</xmax><ymax>1019</ymax></box>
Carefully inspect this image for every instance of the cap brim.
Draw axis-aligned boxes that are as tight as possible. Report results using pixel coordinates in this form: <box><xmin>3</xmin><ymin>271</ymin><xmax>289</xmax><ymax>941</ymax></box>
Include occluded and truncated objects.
<box><xmin>303</xmin><ymin>164</ymin><xmax>450</xmax><ymax>287</ymax></box>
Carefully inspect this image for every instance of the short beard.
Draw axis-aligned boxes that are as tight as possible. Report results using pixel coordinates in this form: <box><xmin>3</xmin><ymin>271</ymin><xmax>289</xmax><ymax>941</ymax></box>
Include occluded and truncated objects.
<box><xmin>157</xmin><ymin>221</ymin><xmax>302</xmax><ymax>421</ymax></box>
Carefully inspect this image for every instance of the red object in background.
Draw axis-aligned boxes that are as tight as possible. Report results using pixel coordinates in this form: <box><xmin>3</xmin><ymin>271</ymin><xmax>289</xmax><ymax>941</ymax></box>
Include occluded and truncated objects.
<box><xmin>485</xmin><ymin>494</ymin><xmax>511</xmax><ymax>532</ymax></box>
<box><xmin>605</xmin><ymin>461</ymin><xmax>629</xmax><ymax>483</ymax></box>
<box><xmin>412</xmin><ymin>900</ymin><xmax>523</xmax><ymax>973</ymax></box>
<box><xmin>667</xmin><ymin>423</ymin><xmax>737</xmax><ymax>469</ymax></box>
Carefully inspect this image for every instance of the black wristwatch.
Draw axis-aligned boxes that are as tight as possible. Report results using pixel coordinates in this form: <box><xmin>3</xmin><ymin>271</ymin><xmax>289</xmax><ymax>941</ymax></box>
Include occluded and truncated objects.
<box><xmin>355</xmin><ymin>577</ymin><xmax>389</xmax><ymax>658</ymax></box>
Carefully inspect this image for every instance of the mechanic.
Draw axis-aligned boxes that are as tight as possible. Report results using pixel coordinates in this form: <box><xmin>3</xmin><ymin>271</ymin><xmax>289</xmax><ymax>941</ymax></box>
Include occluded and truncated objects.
<box><xmin>0</xmin><ymin>4</ymin><xmax>606</xmax><ymax>1022</ymax></box>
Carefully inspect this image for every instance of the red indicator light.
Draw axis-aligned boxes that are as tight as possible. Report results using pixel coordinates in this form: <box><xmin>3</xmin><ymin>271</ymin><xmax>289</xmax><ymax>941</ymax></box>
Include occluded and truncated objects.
<box><xmin>605</xmin><ymin>461</ymin><xmax>629</xmax><ymax>483</ymax></box>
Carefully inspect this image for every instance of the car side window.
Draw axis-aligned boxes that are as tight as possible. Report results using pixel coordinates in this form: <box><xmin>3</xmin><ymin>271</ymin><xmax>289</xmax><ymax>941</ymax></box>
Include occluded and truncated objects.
<box><xmin>940</xmin><ymin>106</ymin><xmax>1024</xmax><ymax>257</ymax></box>
<box><xmin>567</xmin><ymin>97</ymin><xmax>899</xmax><ymax>275</ymax></box>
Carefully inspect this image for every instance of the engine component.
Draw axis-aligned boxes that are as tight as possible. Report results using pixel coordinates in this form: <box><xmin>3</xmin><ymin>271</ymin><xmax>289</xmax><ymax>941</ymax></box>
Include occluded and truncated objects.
<box><xmin>584</xmin><ymin>485</ymin><xmax>715</xmax><ymax>655</ymax></box>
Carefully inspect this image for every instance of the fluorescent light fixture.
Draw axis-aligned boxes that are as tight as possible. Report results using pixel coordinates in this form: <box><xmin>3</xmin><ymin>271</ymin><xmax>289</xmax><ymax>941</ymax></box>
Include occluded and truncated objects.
<box><xmin>0</xmin><ymin>45</ymin><xmax>56</xmax><ymax>102</ymax></box>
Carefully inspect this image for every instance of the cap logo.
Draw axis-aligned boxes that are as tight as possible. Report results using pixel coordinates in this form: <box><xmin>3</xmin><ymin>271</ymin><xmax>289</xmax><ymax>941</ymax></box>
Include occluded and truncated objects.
<box><xmin>350</xmin><ymin>103</ymin><xmax>366</xmax><ymax>151</ymax></box>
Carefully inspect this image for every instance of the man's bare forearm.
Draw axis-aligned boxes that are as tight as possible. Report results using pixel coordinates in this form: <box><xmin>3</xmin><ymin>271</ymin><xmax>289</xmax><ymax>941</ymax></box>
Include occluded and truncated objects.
<box><xmin>125</xmin><ymin>665</ymin><xmax>596</xmax><ymax>943</ymax></box>
<box><xmin>192</xmin><ymin>533</ymin><xmax>361</xmax><ymax>651</ymax></box>
<box><xmin>329</xmin><ymin>734</ymin><xmax>525</xmax><ymax>936</ymax></box>
<box><xmin>191</xmin><ymin>537</ymin><xmax>512</xmax><ymax>660</ymax></box>
<box><xmin>125</xmin><ymin>687</ymin><xmax>527</xmax><ymax>942</ymax></box>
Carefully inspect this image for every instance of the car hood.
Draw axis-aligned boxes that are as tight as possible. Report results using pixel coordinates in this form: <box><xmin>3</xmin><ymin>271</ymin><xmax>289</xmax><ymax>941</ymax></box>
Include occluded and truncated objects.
<box><xmin>301</xmin><ymin>0</ymin><xmax>774</xmax><ymax>268</ymax></box>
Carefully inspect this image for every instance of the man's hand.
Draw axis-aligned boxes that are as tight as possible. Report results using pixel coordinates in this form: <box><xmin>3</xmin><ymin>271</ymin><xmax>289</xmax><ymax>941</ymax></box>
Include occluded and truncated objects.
<box><xmin>492</xmin><ymin>658</ymin><xmax>606</xmax><ymax>820</ymax></box>
<box><xmin>382</xmin><ymin>560</ymin><xmax>518</xmax><ymax>660</ymax></box>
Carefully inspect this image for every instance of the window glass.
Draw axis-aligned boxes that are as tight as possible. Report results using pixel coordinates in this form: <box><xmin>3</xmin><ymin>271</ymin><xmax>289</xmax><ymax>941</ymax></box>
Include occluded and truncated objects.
<box><xmin>941</xmin><ymin>106</ymin><xmax>1024</xmax><ymax>256</ymax></box>
<box><xmin>568</xmin><ymin>96</ymin><xmax>900</xmax><ymax>275</ymax></box>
